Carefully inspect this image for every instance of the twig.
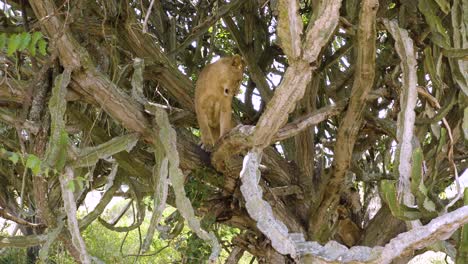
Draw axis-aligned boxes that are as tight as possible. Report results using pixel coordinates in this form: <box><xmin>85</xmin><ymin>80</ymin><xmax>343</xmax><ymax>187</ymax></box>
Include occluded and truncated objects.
<box><xmin>142</xmin><ymin>0</ymin><xmax>156</xmax><ymax>33</ymax></box>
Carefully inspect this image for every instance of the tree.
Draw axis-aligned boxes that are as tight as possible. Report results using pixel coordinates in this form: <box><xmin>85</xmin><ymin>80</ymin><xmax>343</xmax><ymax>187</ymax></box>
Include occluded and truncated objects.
<box><xmin>0</xmin><ymin>0</ymin><xmax>467</xmax><ymax>263</ymax></box>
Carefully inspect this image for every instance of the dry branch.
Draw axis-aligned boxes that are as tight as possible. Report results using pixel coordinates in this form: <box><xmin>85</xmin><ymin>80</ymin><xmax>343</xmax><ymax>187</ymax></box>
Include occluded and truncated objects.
<box><xmin>274</xmin><ymin>102</ymin><xmax>346</xmax><ymax>141</ymax></box>
<box><xmin>239</xmin><ymin>150</ymin><xmax>298</xmax><ymax>258</ymax></box>
<box><xmin>0</xmin><ymin>208</ymin><xmax>43</xmax><ymax>227</ymax></box>
<box><xmin>79</xmin><ymin>182</ymin><xmax>120</xmax><ymax>230</ymax></box>
<box><xmin>60</xmin><ymin>167</ymin><xmax>92</xmax><ymax>264</ymax></box>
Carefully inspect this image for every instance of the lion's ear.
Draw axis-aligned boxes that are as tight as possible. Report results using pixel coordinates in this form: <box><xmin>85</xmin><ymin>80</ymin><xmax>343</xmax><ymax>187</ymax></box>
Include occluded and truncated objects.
<box><xmin>231</xmin><ymin>54</ymin><xmax>244</xmax><ymax>69</ymax></box>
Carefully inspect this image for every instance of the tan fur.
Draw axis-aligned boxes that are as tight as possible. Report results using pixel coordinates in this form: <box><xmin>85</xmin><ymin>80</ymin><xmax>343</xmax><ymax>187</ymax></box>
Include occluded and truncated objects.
<box><xmin>195</xmin><ymin>55</ymin><xmax>245</xmax><ymax>148</ymax></box>
<box><xmin>335</xmin><ymin>206</ymin><xmax>361</xmax><ymax>247</ymax></box>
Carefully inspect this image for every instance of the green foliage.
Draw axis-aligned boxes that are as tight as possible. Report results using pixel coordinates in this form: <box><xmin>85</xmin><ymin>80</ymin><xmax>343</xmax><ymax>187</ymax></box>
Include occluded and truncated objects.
<box><xmin>0</xmin><ymin>248</ymin><xmax>29</xmax><ymax>263</ymax></box>
<box><xmin>380</xmin><ymin>179</ymin><xmax>423</xmax><ymax>220</ymax></box>
<box><xmin>186</xmin><ymin>168</ymin><xmax>219</xmax><ymax>208</ymax></box>
<box><xmin>410</xmin><ymin>148</ymin><xmax>437</xmax><ymax>215</ymax></box>
<box><xmin>0</xmin><ymin>31</ymin><xmax>47</xmax><ymax>57</ymax></box>
<box><xmin>301</xmin><ymin>14</ymin><xmax>309</xmax><ymax>26</ymax></box>
<box><xmin>80</xmin><ymin>204</ymin><xmax>180</xmax><ymax>263</ymax></box>
<box><xmin>8</xmin><ymin>152</ymin><xmax>19</xmax><ymax>164</ymax></box>
<box><xmin>215</xmin><ymin>26</ymin><xmax>236</xmax><ymax>54</ymax></box>
<box><xmin>29</xmin><ymin>32</ymin><xmax>44</xmax><ymax>56</ymax></box>
<box><xmin>178</xmin><ymin>232</ymin><xmax>212</xmax><ymax>263</ymax></box>
<box><xmin>7</xmin><ymin>34</ymin><xmax>21</xmax><ymax>56</ymax></box>
<box><xmin>381</xmin><ymin>146</ymin><xmax>446</xmax><ymax>220</ymax></box>
<box><xmin>0</xmin><ymin>147</ymin><xmax>58</xmax><ymax>177</ymax></box>
<box><xmin>26</xmin><ymin>154</ymin><xmax>42</xmax><ymax>176</ymax></box>
<box><xmin>17</xmin><ymin>32</ymin><xmax>31</xmax><ymax>51</ymax></box>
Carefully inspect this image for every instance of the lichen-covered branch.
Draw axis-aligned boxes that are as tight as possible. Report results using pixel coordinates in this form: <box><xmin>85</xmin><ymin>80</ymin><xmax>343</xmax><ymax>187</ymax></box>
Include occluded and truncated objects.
<box><xmin>98</xmin><ymin>199</ymin><xmax>146</xmax><ymax>232</ymax></box>
<box><xmin>238</xmin><ymin>147</ymin><xmax>468</xmax><ymax>263</ymax></box>
<box><xmin>211</xmin><ymin>102</ymin><xmax>345</xmax><ymax>171</ymax></box>
<box><xmin>141</xmin><ymin>132</ymin><xmax>169</xmax><ymax>253</ymax></box>
<box><xmin>252</xmin><ymin>61</ymin><xmax>312</xmax><ymax>148</ymax></box>
<box><xmin>0</xmin><ymin>208</ymin><xmax>43</xmax><ymax>227</ymax></box>
<box><xmin>383</xmin><ymin>19</ymin><xmax>418</xmax><ymax>207</ymax></box>
<box><xmin>376</xmin><ymin>205</ymin><xmax>468</xmax><ymax>264</ymax></box>
<box><xmin>44</xmin><ymin>69</ymin><xmax>71</xmax><ymax>170</ymax></box>
<box><xmin>239</xmin><ymin>150</ymin><xmax>298</xmax><ymax>258</ymax></box>
<box><xmin>155</xmin><ymin>107</ymin><xmax>220</xmax><ymax>262</ymax></box>
<box><xmin>250</xmin><ymin>0</ymin><xmax>341</xmax><ymax>149</ymax></box>
<box><xmin>38</xmin><ymin>218</ymin><xmax>64</xmax><ymax>262</ymax></box>
<box><xmin>30</xmin><ymin>0</ymin><xmax>153</xmax><ymax>139</ymax></box>
<box><xmin>71</xmin><ymin>133</ymin><xmax>139</xmax><ymax>168</ymax></box>
<box><xmin>0</xmin><ymin>234</ymin><xmax>47</xmax><ymax>248</ymax></box>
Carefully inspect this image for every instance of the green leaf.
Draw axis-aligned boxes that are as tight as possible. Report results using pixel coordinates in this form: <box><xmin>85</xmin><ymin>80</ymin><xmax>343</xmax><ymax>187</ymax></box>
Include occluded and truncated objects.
<box><xmin>28</xmin><ymin>45</ymin><xmax>36</xmax><ymax>57</ymax></box>
<box><xmin>7</xmin><ymin>34</ymin><xmax>21</xmax><ymax>56</ymax></box>
<box><xmin>0</xmin><ymin>33</ymin><xmax>6</xmax><ymax>50</ymax></box>
<box><xmin>28</xmin><ymin>32</ymin><xmax>43</xmax><ymax>57</ymax></box>
<box><xmin>38</xmin><ymin>39</ymin><xmax>47</xmax><ymax>55</ymax></box>
<box><xmin>8</xmin><ymin>152</ymin><xmax>19</xmax><ymax>164</ymax></box>
<box><xmin>26</xmin><ymin>154</ymin><xmax>42</xmax><ymax>176</ymax></box>
<box><xmin>18</xmin><ymin>32</ymin><xmax>31</xmax><ymax>51</ymax></box>
<box><xmin>31</xmin><ymin>31</ymin><xmax>43</xmax><ymax>45</ymax></box>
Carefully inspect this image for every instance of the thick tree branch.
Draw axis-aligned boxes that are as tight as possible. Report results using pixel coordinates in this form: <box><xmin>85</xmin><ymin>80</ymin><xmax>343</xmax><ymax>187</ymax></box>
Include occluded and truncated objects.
<box><xmin>277</xmin><ymin>0</ymin><xmax>302</xmax><ymax>60</ymax></box>
<box><xmin>383</xmin><ymin>19</ymin><xmax>419</xmax><ymax>207</ymax></box>
<box><xmin>0</xmin><ymin>234</ymin><xmax>47</xmax><ymax>248</ymax></box>
<box><xmin>302</xmin><ymin>0</ymin><xmax>342</xmax><ymax>63</ymax></box>
<box><xmin>309</xmin><ymin>0</ymin><xmax>378</xmax><ymax>240</ymax></box>
<box><xmin>155</xmin><ymin>107</ymin><xmax>221</xmax><ymax>262</ymax></box>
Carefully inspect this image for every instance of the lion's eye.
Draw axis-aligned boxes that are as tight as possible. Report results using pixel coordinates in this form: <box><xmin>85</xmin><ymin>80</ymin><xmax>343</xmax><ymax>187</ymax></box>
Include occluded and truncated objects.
<box><xmin>224</xmin><ymin>88</ymin><xmax>229</xmax><ymax>96</ymax></box>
